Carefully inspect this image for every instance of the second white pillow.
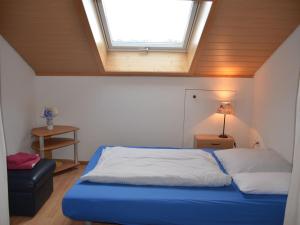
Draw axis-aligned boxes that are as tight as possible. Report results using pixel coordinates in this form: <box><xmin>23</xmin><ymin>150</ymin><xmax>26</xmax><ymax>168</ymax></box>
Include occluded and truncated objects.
<box><xmin>233</xmin><ymin>172</ymin><xmax>291</xmax><ymax>195</ymax></box>
<box><xmin>215</xmin><ymin>148</ymin><xmax>292</xmax><ymax>175</ymax></box>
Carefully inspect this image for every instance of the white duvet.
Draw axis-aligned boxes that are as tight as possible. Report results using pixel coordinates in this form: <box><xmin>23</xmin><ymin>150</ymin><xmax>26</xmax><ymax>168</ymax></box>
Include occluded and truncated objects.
<box><xmin>81</xmin><ymin>147</ymin><xmax>231</xmax><ymax>187</ymax></box>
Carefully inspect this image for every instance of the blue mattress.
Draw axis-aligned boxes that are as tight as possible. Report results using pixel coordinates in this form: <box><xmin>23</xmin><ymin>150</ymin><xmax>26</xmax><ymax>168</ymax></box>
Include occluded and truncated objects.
<box><xmin>62</xmin><ymin>146</ymin><xmax>287</xmax><ymax>225</ymax></box>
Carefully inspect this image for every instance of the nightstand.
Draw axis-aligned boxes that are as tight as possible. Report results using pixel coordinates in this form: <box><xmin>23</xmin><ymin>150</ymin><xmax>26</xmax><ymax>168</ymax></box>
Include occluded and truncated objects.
<box><xmin>194</xmin><ymin>134</ymin><xmax>235</xmax><ymax>149</ymax></box>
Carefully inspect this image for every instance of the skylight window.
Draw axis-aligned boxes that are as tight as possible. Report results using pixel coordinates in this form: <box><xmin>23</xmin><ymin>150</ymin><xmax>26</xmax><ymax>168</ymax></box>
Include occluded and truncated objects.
<box><xmin>97</xmin><ymin>0</ymin><xmax>198</xmax><ymax>51</ymax></box>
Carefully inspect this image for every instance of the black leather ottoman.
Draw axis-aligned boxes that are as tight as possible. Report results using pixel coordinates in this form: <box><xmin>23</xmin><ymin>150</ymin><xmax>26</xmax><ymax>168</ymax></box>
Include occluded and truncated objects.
<box><xmin>7</xmin><ymin>159</ymin><xmax>56</xmax><ymax>216</ymax></box>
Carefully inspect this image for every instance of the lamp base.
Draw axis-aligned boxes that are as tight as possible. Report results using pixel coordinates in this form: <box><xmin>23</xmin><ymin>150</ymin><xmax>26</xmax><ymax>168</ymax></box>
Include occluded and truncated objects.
<box><xmin>219</xmin><ymin>134</ymin><xmax>228</xmax><ymax>138</ymax></box>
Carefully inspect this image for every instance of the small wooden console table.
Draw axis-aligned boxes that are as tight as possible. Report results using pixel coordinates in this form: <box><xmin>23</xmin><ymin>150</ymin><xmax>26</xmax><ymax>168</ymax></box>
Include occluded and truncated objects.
<box><xmin>31</xmin><ymin>125</ymin><xmax>80</xmax><ymax>174</ymax></box>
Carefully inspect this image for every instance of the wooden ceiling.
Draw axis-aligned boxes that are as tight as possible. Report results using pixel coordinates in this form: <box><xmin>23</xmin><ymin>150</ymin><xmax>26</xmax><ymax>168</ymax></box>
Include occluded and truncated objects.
<box><xmin>0</xmin><ymin>0</ymin><xmax>299</xmax><ymax>77</ymax></box>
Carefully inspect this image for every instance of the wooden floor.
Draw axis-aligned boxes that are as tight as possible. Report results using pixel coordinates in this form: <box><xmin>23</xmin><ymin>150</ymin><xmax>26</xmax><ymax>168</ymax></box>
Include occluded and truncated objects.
<box><xmin>10</xmin><ymin>165</ymin><xmax>112</xmax><ymax>225</ymax></box>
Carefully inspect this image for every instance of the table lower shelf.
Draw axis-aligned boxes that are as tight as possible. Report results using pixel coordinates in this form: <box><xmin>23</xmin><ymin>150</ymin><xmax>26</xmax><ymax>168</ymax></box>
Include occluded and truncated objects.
<box><xmin>53</xmin><ymin>159</ymin><xmax>80</xmax><ymax>174</ymax></box>
<box><xmin>32</xmin><ymin>138</ymin><xmax>79</xmax><ymax>152</ymax></box>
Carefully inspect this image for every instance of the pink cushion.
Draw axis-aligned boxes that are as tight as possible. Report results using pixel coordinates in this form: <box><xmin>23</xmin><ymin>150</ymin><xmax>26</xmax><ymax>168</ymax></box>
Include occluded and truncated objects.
<box><xmin>7</xmin><ymin>152</ymin><xmax>41</xmax><ymax>170</ymax></box>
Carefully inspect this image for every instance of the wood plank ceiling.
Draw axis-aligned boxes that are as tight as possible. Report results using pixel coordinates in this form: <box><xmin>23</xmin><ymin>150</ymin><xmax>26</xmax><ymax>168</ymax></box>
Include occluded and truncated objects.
<box><xmin>0</xmin><ymin>0</ymin><xmax>299</xmax><ymax>77</ymax></box>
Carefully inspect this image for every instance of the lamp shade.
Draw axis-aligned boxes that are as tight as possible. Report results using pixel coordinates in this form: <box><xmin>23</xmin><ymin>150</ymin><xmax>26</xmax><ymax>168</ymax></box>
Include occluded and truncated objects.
<box><xmin>216</xmin><ymin>102</ymin><xmax>234</xmax><ymax>115</ymax></box>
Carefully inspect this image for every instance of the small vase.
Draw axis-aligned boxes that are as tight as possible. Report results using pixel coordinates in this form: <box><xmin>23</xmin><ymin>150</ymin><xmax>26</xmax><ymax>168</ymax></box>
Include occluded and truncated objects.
<box><xmin>46</xmin><ymin>118</ymin><xmax>54</xmax><ymax>130</ymax></box>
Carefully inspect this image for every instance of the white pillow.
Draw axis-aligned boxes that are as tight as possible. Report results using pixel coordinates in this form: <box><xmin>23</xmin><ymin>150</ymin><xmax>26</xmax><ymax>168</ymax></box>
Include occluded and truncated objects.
<box><xmin>233</xmin><ymin>172</ymin><xmax>291</xmax><ymax>195</ymax></box>
<box><xmin>215</xmin><ymin>148</ymin><xmax>292</xmax><ymax>175</ymax></box>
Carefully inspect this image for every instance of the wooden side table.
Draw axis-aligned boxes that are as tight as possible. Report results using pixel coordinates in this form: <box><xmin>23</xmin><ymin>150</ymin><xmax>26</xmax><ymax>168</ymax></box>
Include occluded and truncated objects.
<box><xmin>31</xmin><ymin>125</ymin><xmax>80</xmax><ymax>174</ymax></box>
<box><xmin>194</xmin><ymin>134</ymin><xmax>235</xmax><ymax>149</ymax></box>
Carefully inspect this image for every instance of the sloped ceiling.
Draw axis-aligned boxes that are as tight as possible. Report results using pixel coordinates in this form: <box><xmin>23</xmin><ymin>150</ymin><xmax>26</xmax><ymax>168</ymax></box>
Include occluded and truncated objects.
<box><xmin>0</xmin><ymin>0</ymin><xmax>300</xmax><ymax>77</ymax></box>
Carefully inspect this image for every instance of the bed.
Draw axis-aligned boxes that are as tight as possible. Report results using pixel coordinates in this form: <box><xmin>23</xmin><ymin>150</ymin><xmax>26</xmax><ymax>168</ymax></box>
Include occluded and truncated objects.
<box><xmin>62</xmin><ymin>146</ymin><xmax>287</xmax><ymax>225</ymax></box>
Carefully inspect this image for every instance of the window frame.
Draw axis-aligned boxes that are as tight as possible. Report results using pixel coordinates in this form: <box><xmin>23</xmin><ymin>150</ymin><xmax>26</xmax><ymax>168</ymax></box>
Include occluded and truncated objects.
<box><xmin>95</xmin><ymin>0</ymin><xmax>199</xmax><ymax>52</ymax></box>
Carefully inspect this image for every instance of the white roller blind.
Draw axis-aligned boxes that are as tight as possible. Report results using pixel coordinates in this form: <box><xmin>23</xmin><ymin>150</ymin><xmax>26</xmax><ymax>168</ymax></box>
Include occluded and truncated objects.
<box><xmin>284</xmin><ymin>74</ymin><xmax>300</xmax><ymax>225</ymax></box>
<box><xmin>0</xmin><ymin>37</ymin><xmax>10</xmax><ymax>225</ymax></box>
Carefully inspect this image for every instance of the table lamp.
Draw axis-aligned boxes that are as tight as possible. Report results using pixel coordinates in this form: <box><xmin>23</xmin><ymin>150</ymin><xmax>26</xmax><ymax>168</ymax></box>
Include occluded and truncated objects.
<box><xmin>216</xmin><ymin>102</ymin><xmax>234</xmax><ymax>138</ymax></box>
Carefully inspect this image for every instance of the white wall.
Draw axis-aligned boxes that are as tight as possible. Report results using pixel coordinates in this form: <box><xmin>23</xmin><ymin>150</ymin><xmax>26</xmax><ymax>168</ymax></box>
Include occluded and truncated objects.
<box><xmin>183</xmin><ymin>89</ymin><xmax>251</xmax><ymax>148</ymax></box>
<box><xmin>0</xmin><ymin>36</ymin><xmax>10</xmax><ymax>225</ymax></box>
<box><xmin>34</xmin><ymin>76</ymin><xmax>253</xmax><ymax>161</ymax></box>
<box><xmin>253</xmin><ymin>26</ymin><xmax>300</xmax><ymax>162</ymax></box>
<box><xmin>0</xmin><ymin>36</ymin><xmax>254</xmax><ymax>163</ymax></box>
<box><xmin>0</xmin><ymin>36</ymin><xmax>36</xmax><ymax>155</ymax></box>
